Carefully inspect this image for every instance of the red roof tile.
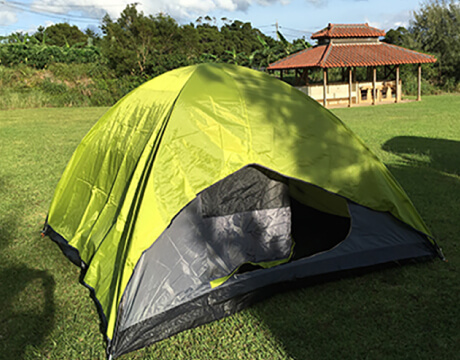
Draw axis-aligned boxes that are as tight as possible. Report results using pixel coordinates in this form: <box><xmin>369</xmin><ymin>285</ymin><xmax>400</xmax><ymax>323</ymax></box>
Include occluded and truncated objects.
<box><xmin>311</xmin><ymin>23</ymin><xmax>385</xmax><ymax>39</ymax></box>
<box><xmin>268</xmin><ymin>45</ymin><xmax>328</xmax><ymax>69</ymax></box>
<box><xmin>268</xmin><ymin>43</ymin><xmax>436</xmax><ymax>70</ymax></box>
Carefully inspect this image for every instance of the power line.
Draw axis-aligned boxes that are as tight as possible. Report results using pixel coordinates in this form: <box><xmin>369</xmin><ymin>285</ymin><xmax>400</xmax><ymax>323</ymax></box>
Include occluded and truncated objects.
<box><xmin>279</xmin><ymin>26</ymin><xmax>306</xmax><ymax>32</ymax></box>
<box><xmin>279</xmin><ymin>26</ymin><xmax>315</xmax><ymax>35</ymax></box>
<box><xmin>260</xmin><ymin>23</ymin><xmax>316</xmax><ymax>40</ymax></box>
<box><xmin>1</xmin><ymin>1</ymin><xmax>103</xmax><ymax>23</ymax></box>
<box><xmin>3</xmin><ymin>1</ymin><xmax>102</xmax><ymax>20</ymax></box>
<box><xmin>7</xmin><ymin>0</ymin><xmax>129</xmax><ymax>8</ymax></box>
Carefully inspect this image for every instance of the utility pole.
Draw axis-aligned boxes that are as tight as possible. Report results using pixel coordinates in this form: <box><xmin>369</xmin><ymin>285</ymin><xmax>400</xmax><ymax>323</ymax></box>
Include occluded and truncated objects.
<box><xmin>276</xmin><ymin>20</ymin><xmax>279</xmax><ymax>40</ymax></box>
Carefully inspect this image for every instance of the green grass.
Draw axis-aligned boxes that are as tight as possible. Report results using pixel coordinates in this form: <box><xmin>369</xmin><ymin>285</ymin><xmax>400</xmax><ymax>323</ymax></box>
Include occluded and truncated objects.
<box><xmin>0</xmin><ymin>95</ymin><xmax>459</xmax><ymax>359</ymax></box>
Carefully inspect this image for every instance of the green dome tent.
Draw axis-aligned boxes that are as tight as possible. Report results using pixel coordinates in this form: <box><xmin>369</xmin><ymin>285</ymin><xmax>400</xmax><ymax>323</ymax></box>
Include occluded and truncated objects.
<box><xmin>43</xmin><ymin>63</ymin><xmax>440</xmax><ymax>358</ymax></box>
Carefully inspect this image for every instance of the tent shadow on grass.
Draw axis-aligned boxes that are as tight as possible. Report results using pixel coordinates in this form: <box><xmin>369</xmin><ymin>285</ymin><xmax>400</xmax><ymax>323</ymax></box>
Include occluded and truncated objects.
<box><xmin>246</xmin><ymin>136</ymin><xmax>459</xmax><ymax>360</ymax></box>
<box><xmin>0</xmin><ymin>267</ymin><xmax>55</xmax><ymax>360</ymax></box>
<box><xmin>0</xmin><ymin>177</ymin><xmax>56</xmax><ymax>360</ymax></box>
<box><xmin>382</xmin><ymin>136</ymin><xmax>460</xmax><ymax>177</ymax></box>
<box><xmin>381</xmin><ymin>136</ymin><xmax>460</xmax><ymax>242</ymax></box>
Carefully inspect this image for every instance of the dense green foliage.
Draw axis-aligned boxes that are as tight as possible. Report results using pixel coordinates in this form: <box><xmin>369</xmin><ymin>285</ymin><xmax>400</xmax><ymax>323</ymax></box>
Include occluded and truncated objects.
<box><xmin>1</xmin><ymin>96</ymin><xmax>459</xmax><ymax>359</ymax></box>
<box><xmin>39</xmin><ymin>23</ymin><xmax>89</xmax><ymax>48</ymax></box>
<box><xmin>0</xmin><ymin>4</ymin><xmax>311</xmax><ymax>108</ymax></box>
<box><xmin>99</xmin><ymin>4</ymin><xmax>299</xmax><ymax>77</ymax></box>
<box><xmin>384</xmin><ymin>0</ymin><xmax>460</xmax><ymax>91</ymax></box>
<box><xmin>0</xmin><ymin>4</ymin><xmax>305</xmax><ymax>77</ymax></box>
<box><xmin>100</xmin><ymin>6</ymin><xmax>194</xmax><ymax>76</ymax></box>
<box><xmin>0</xmin><ymin>26</ymin><xmax>102</xmax><ymax>69</ymax></box>
<box><xmin>0</xmin><ymin>44</ymin><xmax>102</xmax><ymax>68</ymax></box>
<box><xmin>412</xmin><ymin>0</ymin><xmax>460</xmax><ymax>89</ymax></box>
<box><xmin>0</xmin><ymin>0</ymin><xmax>457</xmax><ymax>107</ymax></box>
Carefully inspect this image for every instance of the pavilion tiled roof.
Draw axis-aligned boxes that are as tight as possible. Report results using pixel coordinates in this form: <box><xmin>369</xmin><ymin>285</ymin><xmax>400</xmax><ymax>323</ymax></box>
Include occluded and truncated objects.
<box><xmin>311</xmin><ymin>23</ymin><xmax>386</xmax><ymax>39</ymax></box>
<box><xmin>268</xmin><ymin>43</ymin><xmax>437</xmax><ymax>70</ymax></box>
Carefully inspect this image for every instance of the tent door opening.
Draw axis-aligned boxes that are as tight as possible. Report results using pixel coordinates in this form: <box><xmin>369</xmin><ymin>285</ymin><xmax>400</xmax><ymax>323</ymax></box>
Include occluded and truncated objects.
<box><xmin>290</xmin><ymin>197</ymin><xmax>351</xmax><ymax>260</ymax></box>
<box><xmin>201</xmin><ymin>166</ymin><xmax>352</xmax><ymax>283</ymax></box>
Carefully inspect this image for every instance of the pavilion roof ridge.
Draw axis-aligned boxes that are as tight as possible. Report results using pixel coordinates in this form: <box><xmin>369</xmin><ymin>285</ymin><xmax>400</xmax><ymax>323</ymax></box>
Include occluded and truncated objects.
<box><xmin>312</xmin><ymin>23</ymin><xmax>386</xmax><ymax>39</ymax></box>
<box><xmin>328</xmin><ymin>23</ymin><xmax>369</xmax><ymax>27</ymax></box>
<box><xmin>333</xmin><ymin>42</ymin><xmax>380</xmax><ymax>46</ymax></box>
<box><xmin>318</xmin><ymin>43</ymin><xmax>333</xmax><ymax>67</ymax></box>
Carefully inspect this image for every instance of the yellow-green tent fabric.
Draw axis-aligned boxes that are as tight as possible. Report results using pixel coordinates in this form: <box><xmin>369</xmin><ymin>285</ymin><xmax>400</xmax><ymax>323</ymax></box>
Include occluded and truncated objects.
<box><xmin>44</xmin><ymin>63</ymin><xmax>438</xmax><ymax>358</ymax></box>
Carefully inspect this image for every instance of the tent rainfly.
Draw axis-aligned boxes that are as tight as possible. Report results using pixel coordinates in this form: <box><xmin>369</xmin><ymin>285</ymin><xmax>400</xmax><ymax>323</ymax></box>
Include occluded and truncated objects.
<box><xmin>43</xmin><ymin>63</ymin><xmax>442</xmax><ymax>359</ymax></box>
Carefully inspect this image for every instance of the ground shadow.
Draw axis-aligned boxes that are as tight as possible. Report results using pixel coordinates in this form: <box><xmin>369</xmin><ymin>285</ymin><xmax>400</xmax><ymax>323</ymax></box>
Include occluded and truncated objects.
<box><xmin>0</xmin><ymin>267</ymin><xmax>55</xmax><ymax>360</ymax></box>
<box><xmin>382</xmin><ymin>136</ymin><xmax>460</xmax><ymax>177</ymax></box>
<box><xmin>0</xmin><ymin>177</ymin><xmax>56</xmax><ymax>360</ymax></box>
<box><xmin>381</xmin><ymin>136</ymin><xmax>460</xmax><ymax>240</ymax></box>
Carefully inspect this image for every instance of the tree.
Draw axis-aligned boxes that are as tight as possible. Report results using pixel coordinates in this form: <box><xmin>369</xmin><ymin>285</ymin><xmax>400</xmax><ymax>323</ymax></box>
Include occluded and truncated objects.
<box><xmin>84</xmin><ymin>27</ymin><xmax>101</xmax><ymax>47</ymax></box>
<box><xmin>44</xmin><ymin>23</ymin><xmax>88</xmax><ymax>47</ymax></box>
<box><xmin>383</xmin><ymin>26</ymin><xmax>419</xmax><ymax>49</ymax></box>
<box><xmin>3</xmin><ymin>31</ymin><xmax>36</xmax><ymax>44</ymax></box>
<box><xmin>99</xmin><ymin>4</ymin><xmax>312</xmax><ymax>77</ymax></box>
<box><xmin>33</xmin><ymin>26</ymin><xmax>46</xmax><ymax>44</ymax></box>
<box><xmin>101</xmin><ymin>4</ymin><xmax>191</xmax><ymax>77</ymax></box>
<box><xmin>195</xmin><ymin>23</ymin><xmax>225</xmax><ymax>58</ymax></box>
<box><xmin>410</xmin><ymin>0</ymin><xmax>460</xmax><ymax>88</ymax></box>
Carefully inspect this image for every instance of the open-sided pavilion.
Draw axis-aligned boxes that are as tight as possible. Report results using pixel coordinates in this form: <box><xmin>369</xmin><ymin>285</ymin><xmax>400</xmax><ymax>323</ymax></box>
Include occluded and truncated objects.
<box><xmin>268</xmin><ymin>23</ymin><xmax>437</xmax><ymax>107</ymax></box>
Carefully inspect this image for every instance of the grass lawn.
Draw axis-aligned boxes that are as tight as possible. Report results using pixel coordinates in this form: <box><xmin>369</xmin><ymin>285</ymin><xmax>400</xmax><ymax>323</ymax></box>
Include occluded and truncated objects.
<box><xmin>0</xmin><ymin>95</ymin><xmax>459</xmax><ymax>359</ymax></box>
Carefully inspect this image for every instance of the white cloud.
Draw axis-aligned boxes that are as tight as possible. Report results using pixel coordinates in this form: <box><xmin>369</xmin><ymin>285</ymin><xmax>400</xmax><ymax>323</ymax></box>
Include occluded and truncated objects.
<box><xmin>215</xmin><ymin>0</ymin><xmax>240</xmax><ymax>11</ymax></box>
<box><xmin>366</xmin><ymin>10</ymin><xmax>411</xmax><ymax>31</ymax></box>
<box><xmin>0</xmin><ymin>10</ymin><xmax>18</xmax><ymax>26</ymax></box>
<box><xmin>142</xmin><ymin>0</ymin><xmax>287</xmax><ymax>17</ymax></box>
<box><xmin>27</xmin><ymin>0</ymin><xmax>295</xmax><ymax>22</ymax></box>
<box><xmin>2</xmin><ymin>0</ymin><xmax>359</xmax><ymax>34</ymax></box>
<box><xmin>31</xmin><ymin>0</ymin><xmax>118</xmax><ymax>19</ymax></box>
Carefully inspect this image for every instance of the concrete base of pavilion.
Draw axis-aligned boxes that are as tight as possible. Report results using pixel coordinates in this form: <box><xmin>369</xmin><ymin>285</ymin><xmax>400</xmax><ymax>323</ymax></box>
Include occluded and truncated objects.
<box><xmin>295</xmin><ymin>79</ymin><xmax>408</xmax><ymax>108</ymax></box>
<box><xmin>325</xmin><ymin>98</ymin><xmax>416</xmax><ymax>109</ymax></box>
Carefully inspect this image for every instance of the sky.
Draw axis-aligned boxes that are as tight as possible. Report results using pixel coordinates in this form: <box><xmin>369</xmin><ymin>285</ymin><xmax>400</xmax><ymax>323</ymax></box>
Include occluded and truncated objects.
<box><xmin>0</xmin><ymin>0</ymin><xmax>425</xmax><ymax>40</ymax></box>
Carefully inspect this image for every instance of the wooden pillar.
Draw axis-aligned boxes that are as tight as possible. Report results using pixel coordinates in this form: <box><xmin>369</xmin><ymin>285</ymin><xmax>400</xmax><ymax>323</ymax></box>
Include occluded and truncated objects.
<box><xmin>323</xmin><ymin>68</ymin><xmax>327</xmax><ymax>107</ymax></box>
<box><xmin>395</xmin><ymin>65</ymin><xmax>400</xmax><ymax>103</ymax></box>
<box><xmin>372</xmin><ymin>67</ymin><xmax>377</xmax><ymax>105</ymax></box>
<box><xmin>295</xmin><ymin>69</ymin><xmax>299</xmax><ymax>85</ymax></box>
<box><xmin>417</xmin><ymin>64</ymin><xmax>422</xmax><ymax>101</ymax></box>
<box><xmin>280</xmin><ymin>70</ymin><xmax>283</xmax><ymax>81</ymax></box>
<box><xmin>348</xmin><ymin>67</ymin><xmax>353</xmax><ymax>107</ymax></box>
<box><xmin>305</xmin><ymin>68</ymin><xmax>310</xmax><ymax>86</ymax></box>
